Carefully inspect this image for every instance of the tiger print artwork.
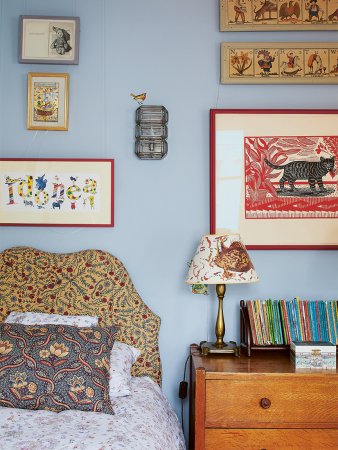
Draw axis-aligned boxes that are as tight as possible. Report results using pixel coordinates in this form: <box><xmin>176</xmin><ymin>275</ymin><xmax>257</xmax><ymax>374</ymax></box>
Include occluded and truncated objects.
<box><xmin>264</xmin><ymin>156</ymin><xmax>335</xmax><ymax>193</ymax></box>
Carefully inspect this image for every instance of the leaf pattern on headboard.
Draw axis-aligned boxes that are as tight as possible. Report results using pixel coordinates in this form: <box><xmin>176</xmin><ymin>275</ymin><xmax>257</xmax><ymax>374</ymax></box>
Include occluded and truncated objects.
<box><xmin>0</xmin><ymin>247</ymin><xmax>161</xmax><ymax>384</ymax></box>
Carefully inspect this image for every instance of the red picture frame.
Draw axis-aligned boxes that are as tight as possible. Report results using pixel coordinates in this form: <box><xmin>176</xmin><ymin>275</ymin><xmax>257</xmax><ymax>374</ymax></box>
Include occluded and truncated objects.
<box><xmin>0</xmin><ymin>158</ymin><xmax>114</xmax><ymax>227</ymax></box>
<box><xmin>210</xmin><ymin>109</ymin><xmax>338</xmax><ymax>249</ymax></box>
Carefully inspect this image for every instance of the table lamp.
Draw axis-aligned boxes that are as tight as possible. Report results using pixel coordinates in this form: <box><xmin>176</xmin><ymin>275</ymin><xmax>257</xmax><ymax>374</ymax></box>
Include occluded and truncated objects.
<box><xmin>186</xmin><ymin>234</ymin><xmax>259</xmax><ymax>355</ymax></box>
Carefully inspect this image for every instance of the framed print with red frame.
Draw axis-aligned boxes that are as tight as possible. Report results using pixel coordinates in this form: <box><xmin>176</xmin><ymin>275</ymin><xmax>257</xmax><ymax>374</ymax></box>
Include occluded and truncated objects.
<box><xmin>0</xmin><ymin>158</ymin><xmax>114</xmax><ymax>227</ymax></box>
<box><xmin>210</xmin><ymin>109</ymin><xmax>338</xmax><ymax>249</ymax></box>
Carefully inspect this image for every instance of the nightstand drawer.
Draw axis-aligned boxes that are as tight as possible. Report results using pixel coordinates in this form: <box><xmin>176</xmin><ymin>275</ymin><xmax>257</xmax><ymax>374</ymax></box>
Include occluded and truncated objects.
<box><xmin>205</xmin><ymin>429</ymin><xmax>338</xmax><ymax>450</ymax></box>
<box><xmin>205</xmin><ymin>375</ymin><xmax>338</xmax><ymax>428</ymax></box>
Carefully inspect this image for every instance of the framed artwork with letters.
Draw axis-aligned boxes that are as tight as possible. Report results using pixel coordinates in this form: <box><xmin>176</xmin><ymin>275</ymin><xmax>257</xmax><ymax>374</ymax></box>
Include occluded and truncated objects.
<box><xmin>0</xmin><ymin>159</ymin><xmax>114</xmax><ymax>227</ymax></box>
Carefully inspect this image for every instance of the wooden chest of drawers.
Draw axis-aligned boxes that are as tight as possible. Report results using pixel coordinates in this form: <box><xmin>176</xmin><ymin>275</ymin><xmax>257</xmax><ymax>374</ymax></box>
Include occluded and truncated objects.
<box><xmin>189</xmin><ymin>344</ymin><xmax>338</xmax><ymax>449</ymax></box>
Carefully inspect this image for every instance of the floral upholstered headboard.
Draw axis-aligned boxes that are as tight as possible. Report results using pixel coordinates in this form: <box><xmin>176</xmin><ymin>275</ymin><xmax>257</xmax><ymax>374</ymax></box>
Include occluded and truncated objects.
<box><xmin>0</xmin><ymin>247</ymin><xmax>161</xmax><ymax>385</ymax></box>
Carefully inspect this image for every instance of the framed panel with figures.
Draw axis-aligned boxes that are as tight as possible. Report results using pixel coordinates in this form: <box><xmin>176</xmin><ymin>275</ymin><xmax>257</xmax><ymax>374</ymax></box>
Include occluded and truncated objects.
<box><xmin>220</xmin><ymin>0</ymin><xmax>338</xmax><ymax>31</ymax></box>
<box><xmin>210</xmin><ymin>109</ymin><xmax>338</xmax><ymax>249</ymax></box>
<box><xmin>221</xmin><ymin>42</ymin><xmax>338</xmax><ymax>84</ymax></box>
<box><xmin>0</xmin><ymin>159</ymin><xmax>114</xmax><ymax>227</ymax></box>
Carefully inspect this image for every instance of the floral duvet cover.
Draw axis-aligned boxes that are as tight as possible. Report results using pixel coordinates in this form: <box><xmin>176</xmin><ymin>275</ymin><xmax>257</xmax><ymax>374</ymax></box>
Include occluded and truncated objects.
<box><xmin>0</xmin><ymin>377</ymin><xmax>186</xmax><ymax>450</ymax></box>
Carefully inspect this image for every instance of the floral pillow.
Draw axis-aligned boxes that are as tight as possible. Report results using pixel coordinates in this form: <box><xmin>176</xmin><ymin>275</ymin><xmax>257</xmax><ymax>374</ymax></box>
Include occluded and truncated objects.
<box><xmin>0</xmin><ymin>323</ymin><xmax>118</xmax><ymax>414</ymax></box>
<box><xmin>110</xmin><ymin>341</ymin><xmax>141</xmax><ymax>398</ymax></box>
<box><xmin>6</xmin><ymin>312</ymin><xmax>141</xmax><ymax>399</ymax></box>
<box><xmin>6</xmin><ymin>311</ymin><xmax>98</xmax><ymax>327</ymax></box>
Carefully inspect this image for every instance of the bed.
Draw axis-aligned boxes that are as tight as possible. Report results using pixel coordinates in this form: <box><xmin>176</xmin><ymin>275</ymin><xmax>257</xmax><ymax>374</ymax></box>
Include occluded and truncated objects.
<box><xmin>0</xmin><ymin>247</ymin><xmax>186</xmax><ymax>450</ymax></box>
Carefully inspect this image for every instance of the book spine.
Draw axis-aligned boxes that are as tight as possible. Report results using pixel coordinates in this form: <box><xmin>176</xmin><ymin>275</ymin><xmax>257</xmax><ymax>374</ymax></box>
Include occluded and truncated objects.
<box><xmin>246</xmin><ymin>300</ymin><xmax>258</xmax><ymax>345</ymax></box>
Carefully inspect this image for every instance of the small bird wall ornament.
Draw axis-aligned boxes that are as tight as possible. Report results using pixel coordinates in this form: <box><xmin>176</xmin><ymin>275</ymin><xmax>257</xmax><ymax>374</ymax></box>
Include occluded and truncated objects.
<box><xmin>130</xmin><ymin>92</ymin><xmax>147</xmax><ymax>105</ymax></box>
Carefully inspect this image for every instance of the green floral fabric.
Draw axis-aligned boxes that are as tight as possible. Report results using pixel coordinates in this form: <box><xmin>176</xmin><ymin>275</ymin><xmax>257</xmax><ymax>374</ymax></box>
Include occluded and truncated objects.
<box><xmin>0</xmin><ymin>323</ymin><xmax>118</xmax><ymax>414</ymax></box>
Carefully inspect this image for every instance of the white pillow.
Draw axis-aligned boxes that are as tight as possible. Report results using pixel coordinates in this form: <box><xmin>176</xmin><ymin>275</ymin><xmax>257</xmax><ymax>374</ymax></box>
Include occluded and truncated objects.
<box><xmin>5</xmin><ymin>311</ymin><xmax>140</xmax><ymax>399</ymax></box>
<box><xmin>109</xmin><ymin>341</ymin><xmax>141</xmax><ymax>398</ymax></box>
<box><xmin>5</xmin><ymin>311</ymin><xmax>98</xmax><ymax>327</ymax></box>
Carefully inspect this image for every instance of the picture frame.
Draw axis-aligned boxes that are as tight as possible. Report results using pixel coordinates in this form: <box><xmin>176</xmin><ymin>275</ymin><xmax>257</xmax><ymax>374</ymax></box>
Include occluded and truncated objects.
<box><xmin>27</xmin><ymin>73</ymin><xmax>69</xmax><ymax>131</ymax></box>
<box><xmin>221</xmin><ymin>42</ymin><xmax>338</xmax><ymax>84</ymax></box>
<box><xmin>0</xmin><ymin>159</ymin><xmax>114</xmax><ymax>227</ymax></box>
<box><xmin>220</xmin><ymin>0</ymin><xmax>338</xmax><ymax>31</ymax></box>
<box><xmin>210</xmin><ymin>109</ymin><xmax>338</xmax><ymax>249</ymax></box>
<box><xmin>19</xmin><ymin>15</ymin><xmax>80</xmax><ymax>65</ymax></box>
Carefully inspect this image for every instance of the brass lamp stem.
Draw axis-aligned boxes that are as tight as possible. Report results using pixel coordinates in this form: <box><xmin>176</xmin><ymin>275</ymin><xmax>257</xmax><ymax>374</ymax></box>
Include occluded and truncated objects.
<box><xmin>215</xmin><ymin>284</ymin><xmax>226</xmax><ymax>348</ymax></box>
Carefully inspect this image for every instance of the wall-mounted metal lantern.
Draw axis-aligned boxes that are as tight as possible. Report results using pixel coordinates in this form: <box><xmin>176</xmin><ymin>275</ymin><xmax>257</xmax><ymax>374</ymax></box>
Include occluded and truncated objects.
<box><xmin>135</xmin><ymin>105</ymin><xmax>168</xmax><ymax>160</ymax></box>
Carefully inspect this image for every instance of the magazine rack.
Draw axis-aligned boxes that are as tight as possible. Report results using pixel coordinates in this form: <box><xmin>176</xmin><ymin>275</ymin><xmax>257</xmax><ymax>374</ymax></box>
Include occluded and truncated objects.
<box><xmin>240</xmin><ymin>300</ymin><xmax>289</xmax><ymax>356</ymax></box>
<box><xmin>240</xmin><ymin>300</ymin><xmax>338</xmax><ymax>356</ymax></box>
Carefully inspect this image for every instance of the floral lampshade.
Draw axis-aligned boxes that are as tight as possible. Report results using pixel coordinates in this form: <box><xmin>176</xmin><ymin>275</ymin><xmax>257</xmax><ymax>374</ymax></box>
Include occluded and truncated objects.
<box><xmin>186</xmin><ymin>234</ymin><xmax>259</xmax><ymax>285</ymax></box>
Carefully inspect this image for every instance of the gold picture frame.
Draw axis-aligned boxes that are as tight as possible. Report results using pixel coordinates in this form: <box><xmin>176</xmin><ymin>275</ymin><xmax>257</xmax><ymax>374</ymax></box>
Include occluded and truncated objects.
<box><xmin>220</xmin><ymin>0</ymin><xmax>338</xmax><ymax>31</ymax></box>
<box><xmin>27</xmin><ymin>72</ymin><xmax>69</xmax><ymax>130</ymax></box>
<box><xmin>221</xmin><ymin>42</ymin><xmax>338</xmax><ymax>84</ymax></box>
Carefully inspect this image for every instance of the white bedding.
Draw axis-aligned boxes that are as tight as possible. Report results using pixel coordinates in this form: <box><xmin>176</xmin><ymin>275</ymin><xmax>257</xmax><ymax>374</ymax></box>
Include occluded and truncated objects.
<box><xmin>0</xmin><ymin>377</ymin><xmax>186</xmax><ymax>450</ymax></box>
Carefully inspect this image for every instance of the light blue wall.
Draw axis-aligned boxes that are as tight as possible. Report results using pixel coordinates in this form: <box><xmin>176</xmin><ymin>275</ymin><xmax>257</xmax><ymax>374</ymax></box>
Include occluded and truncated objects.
<box><xmin>0</xmin><ymin>0</ymin><xmax>338</xmax><ymax>443</ymax></box>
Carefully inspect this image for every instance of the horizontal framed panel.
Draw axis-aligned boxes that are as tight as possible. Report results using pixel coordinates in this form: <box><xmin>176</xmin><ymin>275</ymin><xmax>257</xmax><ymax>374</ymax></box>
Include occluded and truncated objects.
<box><xmin>221</xmin><ymin>42</ymin><xmax>338</xmax><ymax>84</ymax></box>
<box><xmin>220</xmin><ymin>0</ymin><xmax>338</xmax><ymax>31</ymax></box>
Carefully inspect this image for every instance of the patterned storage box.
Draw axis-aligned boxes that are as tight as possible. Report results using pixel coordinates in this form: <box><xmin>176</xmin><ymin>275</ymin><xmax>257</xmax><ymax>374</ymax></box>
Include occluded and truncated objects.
<box><xmin>291</xmin><ymin>341</ymin><xmax>336</xmax><ymax>369</ymax></box>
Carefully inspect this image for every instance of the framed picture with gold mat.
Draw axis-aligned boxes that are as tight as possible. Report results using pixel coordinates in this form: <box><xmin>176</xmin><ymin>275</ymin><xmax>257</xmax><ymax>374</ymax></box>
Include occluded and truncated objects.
<box><xmin>27</xmin><ymin>72</ymin><xmax>69</xmax><ymax>130</ymax></box>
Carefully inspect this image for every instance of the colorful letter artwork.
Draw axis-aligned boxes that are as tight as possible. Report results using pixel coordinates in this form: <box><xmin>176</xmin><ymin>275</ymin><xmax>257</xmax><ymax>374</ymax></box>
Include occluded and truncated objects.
<box><xmin>4</xmin><ymin>173</ymin><xmax>99</xmax><ymax>212</ymax></box>
<box><xmin>0</xmin><ymin>159</ymin><xmax>114</xmax><ymax>226</ymax></box>
<box><xmin>245</xmin><ymin>136</ymin><xmax>338</xmax><ymax>219</ymax></box>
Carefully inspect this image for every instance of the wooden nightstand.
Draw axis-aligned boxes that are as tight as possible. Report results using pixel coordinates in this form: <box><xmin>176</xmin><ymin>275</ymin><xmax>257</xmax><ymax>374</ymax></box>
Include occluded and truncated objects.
<box><xmin>189</xmin><ymin>344</ymin><xmax>338</xmax><ymax>450</ymax></box>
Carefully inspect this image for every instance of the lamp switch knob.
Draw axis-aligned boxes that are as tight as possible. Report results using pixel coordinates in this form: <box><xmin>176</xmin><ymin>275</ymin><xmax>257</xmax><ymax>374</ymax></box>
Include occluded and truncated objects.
<box><xmin>179</xmin><ymin>381</ymin><xmax>188</xmax><ymax>399</ymax></box>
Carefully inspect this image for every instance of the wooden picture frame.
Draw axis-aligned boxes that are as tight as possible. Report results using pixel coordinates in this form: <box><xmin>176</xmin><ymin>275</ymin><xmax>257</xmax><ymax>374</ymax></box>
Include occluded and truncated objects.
<box><xmin>0</xmin><ymin>159</ymin><xmax>114</xmax><ymax>227</ymax></box>
<box><xmin>210</xmin><ymin>109</ymin><xmax>338</xmax><ymax>249</ymax></box>
<box><xmin>220</xmin><ymin>0</ymin><xmax>338</xmax><ymax>31</ymax></box>
<box><xmin>19</xmin><ymin>15</ymin><xmax>80</xmax><ymax>65</ymax></box>
<box><xmin>27</xmin><ymin>73</ymin><xmax>69</xmax><ymax>131</ymax></box>
<box><xmin>221</xmin><ymin>42</ymin><xmax>338</xmax><ymax>84</ymax></box>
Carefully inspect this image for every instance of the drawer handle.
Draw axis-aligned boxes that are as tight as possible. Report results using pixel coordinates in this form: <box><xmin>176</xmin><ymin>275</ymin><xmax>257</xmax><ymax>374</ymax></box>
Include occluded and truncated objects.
<box><xmin>260</xmin><ymin>397</ymin><xmax>271</xmax><ymax>409</ymax></box>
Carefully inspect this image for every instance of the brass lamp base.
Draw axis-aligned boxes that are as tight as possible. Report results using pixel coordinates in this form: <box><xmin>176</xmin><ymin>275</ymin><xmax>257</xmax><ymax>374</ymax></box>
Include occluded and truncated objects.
<box><xmin>200</xmin><ymin>340</ymin><xmax>240</xmax><ymax>356</ymax></box>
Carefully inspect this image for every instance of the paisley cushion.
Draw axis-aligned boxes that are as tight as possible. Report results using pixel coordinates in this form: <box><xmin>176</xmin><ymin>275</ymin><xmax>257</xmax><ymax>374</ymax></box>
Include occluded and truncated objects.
<box><xmin>0</xmin><ymin>323</ymin><xmax>118</xmax><ymax>414</ymax></box>
<box><xmin>5</xmin><ymin>312</ymin><xmax>140</xmax><ymax>399</ymax></box>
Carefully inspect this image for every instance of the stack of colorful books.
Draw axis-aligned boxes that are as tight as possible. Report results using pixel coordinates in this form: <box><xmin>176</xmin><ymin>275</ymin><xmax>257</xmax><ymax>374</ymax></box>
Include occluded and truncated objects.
<box><xmin>245</xmin><ymin>298</ymin><xmax>338</xmax><ymax>346</ymax></box>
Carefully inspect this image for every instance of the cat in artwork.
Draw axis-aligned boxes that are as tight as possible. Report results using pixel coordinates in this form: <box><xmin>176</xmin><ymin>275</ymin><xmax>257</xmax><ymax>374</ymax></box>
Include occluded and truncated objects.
<box><xmin>264</xmin><ymin>156</ymin><xmax>335</xmax><ymax>193</ymax></box>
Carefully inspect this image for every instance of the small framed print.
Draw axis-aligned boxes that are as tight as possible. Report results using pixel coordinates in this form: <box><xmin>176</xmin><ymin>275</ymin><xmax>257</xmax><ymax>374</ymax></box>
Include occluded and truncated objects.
<box><xmin>0</xmin><ymin>158</ymin><xmax>114</xmax><ymax>227</ymax></box>
<box><xmin>27</xmin><ymin>73</ymin><xmax>69</xmax><ymax>131</ymax></box>
<box><xmin>221</xmin><ymin>42</ymin><xmax>338</xmax><ymax>84</ymax></box>
<box><xmin>19</xmin><ymin>15</ymin><xmax>80</xmax><ymax>65</ymax></box>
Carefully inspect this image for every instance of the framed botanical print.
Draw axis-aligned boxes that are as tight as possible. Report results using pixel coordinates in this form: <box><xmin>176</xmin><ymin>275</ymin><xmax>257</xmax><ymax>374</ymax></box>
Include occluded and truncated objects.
<box><xmin>210</xmin><ymin>109</ymin><xmax>338</xmax><ymax>249</ymax></box>
<box><xmin>27</xmin><ymin>73</ymin><xmax>69</xmax><ymax>131</ymax></box>
<box><xmin>221</xmin><ymin>42</ymin><xmax>338</xmax><ymax>84</ymax></box>
<box><xmin>19</xmin><ymin>16</ymin><xmax>80</xmax><ymax>64</ymax></box>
